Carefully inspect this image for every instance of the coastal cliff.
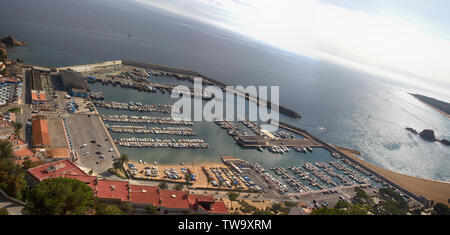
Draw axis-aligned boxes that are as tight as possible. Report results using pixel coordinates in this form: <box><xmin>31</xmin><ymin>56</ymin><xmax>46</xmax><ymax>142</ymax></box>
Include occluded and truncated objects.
<box><xmin>1</xmin><ymin>35</ymin><xmax>26</xmax><ymax>47</ymax></box>
<box><xmin>0</xmin><ymin>35</ymin><xmax>26</xmax><ymax>72</ymax></box>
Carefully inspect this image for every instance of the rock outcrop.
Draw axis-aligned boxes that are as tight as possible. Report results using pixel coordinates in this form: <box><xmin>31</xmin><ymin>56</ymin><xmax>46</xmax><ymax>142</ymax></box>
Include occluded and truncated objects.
<box><xmin>419</xmin><ymin>129</ymin><xmax>437</xmax><ymax>142</ymax></box>
<box><xmin>407</xmin><ymin>127</ymin><xmax>449</xmax><ymax>146</ymax></box>
<box><xmin>0</xmin><ymin>35</ymin><xmax>26</xmax><ymax>47</ymax></box>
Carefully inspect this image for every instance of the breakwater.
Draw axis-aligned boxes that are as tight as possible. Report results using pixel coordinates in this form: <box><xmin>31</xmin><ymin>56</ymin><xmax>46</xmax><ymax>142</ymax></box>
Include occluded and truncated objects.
<box><xmin>122</xmin><ymin>60</ymin><xmax>302</xmax><ymax>119</ymax></box>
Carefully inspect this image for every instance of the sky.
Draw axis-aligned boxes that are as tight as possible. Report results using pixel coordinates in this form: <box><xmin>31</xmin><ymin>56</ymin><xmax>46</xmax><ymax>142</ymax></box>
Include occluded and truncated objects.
<box><xmin>132</xmin><ymin>0</ymin><xmax>450</xmax><ymax>96</ymax></box>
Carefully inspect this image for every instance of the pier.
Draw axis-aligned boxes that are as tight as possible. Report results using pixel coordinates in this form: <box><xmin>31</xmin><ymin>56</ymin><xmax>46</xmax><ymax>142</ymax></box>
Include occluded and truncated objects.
<box><xmin>102</xmin><ymin>115</ymin><xmax>193</xmax><ymax>126</ymax></box>
<box><xmin>116</xmin><ymin>137</ymin><xmax>208</xmax><ymax>148</ymax></box>
<box><xmin>93</xmin><ymin>100</ymin><xmax>174</xmax><ymax>113</ymax></box>
<box><xmin>106</xmin><ymin>124</ymin><xmax>196</xmax><ymax>136</ymax></box>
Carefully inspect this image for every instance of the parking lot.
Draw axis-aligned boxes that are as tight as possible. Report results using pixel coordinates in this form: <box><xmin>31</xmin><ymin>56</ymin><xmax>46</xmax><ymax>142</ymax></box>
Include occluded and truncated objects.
<box><xmin>65</xmin><ymin>113</ymin><xmax>117</xmax><ymax>174</ymax></box>
<box><xmin>294</xmin><ymin>186</ymin><xmax>378</xmax><ymax>208</ymax></box>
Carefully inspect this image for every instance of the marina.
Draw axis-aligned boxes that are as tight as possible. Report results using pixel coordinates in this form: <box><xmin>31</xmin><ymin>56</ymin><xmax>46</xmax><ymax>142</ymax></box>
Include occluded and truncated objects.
<box><xmin>102</xmin><ymin>115</ymin><xmax>193</xmax><ymax>126</ymax></box>
<box><xmin>116</xmin><ymin>137</ymin><xmax>208</xmax><ymax>149</ymax></box>
<box><xmin>93</xmin><ymin>100</ymin><xmax>175</xmax><ymax>113</ymax></box>
<box><xmin>106</xmin><ymin>124</ymin><xmax>196</xmax><ymax>136</ymax></box>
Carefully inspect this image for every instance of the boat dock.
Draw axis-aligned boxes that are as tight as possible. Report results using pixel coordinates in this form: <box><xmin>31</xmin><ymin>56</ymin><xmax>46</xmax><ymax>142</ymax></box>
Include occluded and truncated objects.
<box><xmin>106</xmin><ymin>124</ymin><xmax>196</xmax><ymax>136</ymax></box>
<box><xmin>93</xmin><ymin>100</ymin><xmax>174</xmax><ymax>113</ymax></box>
<box><xmin>116</xmin><ymin>137</ymin><xmax>208</xmax><ymax>148</ymax></box>
<box><xmin>102</xmin><ymin>115</ymin><xmax>193</xmax><ymax>126</ymax></box>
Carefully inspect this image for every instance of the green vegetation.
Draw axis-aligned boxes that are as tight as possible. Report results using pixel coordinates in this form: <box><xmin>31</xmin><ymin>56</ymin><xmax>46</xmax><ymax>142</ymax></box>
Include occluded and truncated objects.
<box><xmin>23</xmin><ymin>177</ymin><xmax>95</xmax><ymax>215</ymax></box>
<box><xmin>0</xmin><ymin>140</ymin><xmax>28</xmax><ymax>200</ymax></box>
<box><xmin>11</xmin><ymin>121</ymin><xmax>22</xmax><ymax>136</ymax></box>
<box><xmin>111</xmin><ymin>154</ymin><xmax>129</xmax><ymax>179</ymax></box>
<box><xmin>107</xmin><ymin>168</ymin><xmax>126</xmax><ymax>179</ymax></box>
<box><xmin>270</xmin><ymin>203</ymin><xmax>290</xmax><ymax>215</ymax></box>
<box><xmin>0</xmin><ymin>207</ymin><xmax>9</xmax><ymax>215</ymax></box>
<box><xmin>7</xmin><ymin>107</ymin><xmax>20</xmax><ymax>113</ymax></box>
<box><xmin>174</xmin><ymin>184</ymin><xmax>183</xmax><ymax>191</ymax></box>
<box><xmin>432</xmin><ymin>202</ymin><xmax>450</xmax><ymax>215</ymax></box>
<box><xmin>374</xmin><ymin>188</ymin><xmax>408</xmax><ymax>215</ymax></box>
<box><xmin>146</xmin><ymin>204</ymin><xmax>158</xmax><ymax>215</ymax></box>
<box><xmin>235</xmin><ymin>200</ymin><xmax>293</xmax><ymax>215</ymax></box>
<box><xmin>311</xmin><ymin>201</ymin><xmax>370</xmax><ymax>215</ymax></box>
<box><xmin>227</xmin><ymin>191</ymin><xmax>240</xmax><ymax>201</ymax></box>
<box><xmin>159</xmin><ymin>181</ymin><xmax>168</xmax><ymax>190</ymax></box>
<box><xmin>21</xmin><ymin>159</ymin><xmax>32</xmax><ymax>170</ymax></box>
<box><xmin>95</xmin><ymin>203</ymin><xmax>123</xmax><ymax>215</ymax></box>
<box><xmin>118</xmin><ymin>202</ymin><xmax>135</xmax><ymax>215</ymax></box>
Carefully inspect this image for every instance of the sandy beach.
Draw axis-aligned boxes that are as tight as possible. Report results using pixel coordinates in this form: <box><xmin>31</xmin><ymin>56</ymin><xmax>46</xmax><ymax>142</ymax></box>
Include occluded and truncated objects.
<box><xmin>337</xmin><ymin>147</ymin><xmax>450</xmax><ymax>204</ymax></box>
<box><xmin>126</xmin><ymin>161</ymin><xmax>250</xmax><ymax>191</ymax></box>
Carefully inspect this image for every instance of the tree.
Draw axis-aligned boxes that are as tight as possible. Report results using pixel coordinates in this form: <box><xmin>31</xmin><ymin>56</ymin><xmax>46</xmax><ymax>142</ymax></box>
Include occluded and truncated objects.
<box><xmin>0</xmin><ymin>140</ymin><xmax>14</xmax><ymax>162</ymax></box>
<box><xmin>21</xmin><ymin>159</ymin><xmax>32</xmax><ymax>170</ymax></box>
<box><xmin>0</xmin><ymin>140</ymin><xmax>27</xmax><ymax>200</ymax></box>
<box><xmin>23</xmin><ymin>177</ymin><xmax>95</xmax><ymax>215</ymax></box>
<box><xmin>118</xmin><ymin>202</ymin><xmax>135</xmax><ymax>215</ymax></box>
<box><xmin>146</xmin><ymin>204</ymin><xmax>158</xmax><ymax>215</ymax></box>
<box><xmin>12</xmin><ymin>122</ymin><xmax>23</xmax><ymax>136</ymax></box>
<box><xmin>159</xmin><ymin>181</ymin><xmax>168</xmax><ymax>189</ymax></box>
<box><xmin>95</xmin><ymin>203</ymin><xmax>123</xmax><ymax>215</ymax></box>
<box><xmin>432</xmin><ymin>202</ymin><xmax>450</xmax><ymax>215</ymax></box>
<box><xmin>120</xmin><ymin>154</ymin><xmax>129</xmax><ymax>165</ymax></box>
<box><xmin>0</xmin><ymin>207</ymin><xmax>9</xmax><ymax>215</ymax></box>
<box><xmin>174</xmin><ymin>184</ymin><xmax>183</xmax><ymax>191</ymax></box>
<box><xmin>112</xmin><ymin>160</ymin><xmax>122</xmax><ymax>171</ymax></box>
<box><xmin>228</xmin><ymin>191</ymin><xmax>240</xmax><ymax>201</ymax></box>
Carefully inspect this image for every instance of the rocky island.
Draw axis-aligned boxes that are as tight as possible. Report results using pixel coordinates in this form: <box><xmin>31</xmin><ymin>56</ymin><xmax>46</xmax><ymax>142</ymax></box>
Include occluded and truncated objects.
<box><xmin>406</xmin><ymin>127</ymin><xmax>450</xmax><ymax>146</ymax></box>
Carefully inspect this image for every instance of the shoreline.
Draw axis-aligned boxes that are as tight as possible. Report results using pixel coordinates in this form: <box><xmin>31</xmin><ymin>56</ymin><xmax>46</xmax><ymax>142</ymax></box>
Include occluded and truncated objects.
<box><xmin>47</xmin><ymin>60</ymin><xmax>303</xmax><ymax>119</ymax></box>
<box><xmin>410</xmin><ymin>93</ymin><xmax>450</xmax><ymax>119</ymax></box>
<box><xmin>336</xmin><ymin>147</ymin><xmax>450</xmax><ymax>204</ymax></box>
<box><xmin>26</xmin><ymin>60</ymin><xmax>449</xmax><ymax>204</ymax></box>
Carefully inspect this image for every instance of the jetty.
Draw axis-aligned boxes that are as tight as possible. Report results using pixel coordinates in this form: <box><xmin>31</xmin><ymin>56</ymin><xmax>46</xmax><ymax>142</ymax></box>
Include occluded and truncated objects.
<box><xmin>102</xmin><ymin>115</ymin><xmax>193</xmax><ymax>126</ymax></box>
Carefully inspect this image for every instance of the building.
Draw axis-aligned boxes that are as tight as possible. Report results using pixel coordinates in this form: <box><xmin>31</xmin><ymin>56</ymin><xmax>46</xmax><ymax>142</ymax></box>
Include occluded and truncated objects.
<box><xmin>9</xmin><ymin>135</ymin><xmax>41</xmax><ymax>167</ymax></box>
<box><xmin>26</xmin><ymin>159</ymin><xmax>88</xmax><ymax>187</ymax></box>
<box><xmin>45</xmin><ymin>148</ymin><xmax>70</xmax><ymax>162</ymax></box>
<box><xmin>31</xmin><ymin>117</ymin><xmax>50</xmax><ymax>150</ymax></box>
<box><xmin>26</xmin><ymin>160</ymin><xmax>228</xmax><ymax>214</ymax></box>
<box><xmin>60</xmin><ymin>70</ymin><xmax>88</xmax><ymax>97</ymax></box>
<box><xmin>0</xmin><ymin>120</ymin><xmax>14</xmax><ymax>140</ymax></box>
<box><xmin>31</xmin><ymin>90</ymin><xmax>47</xmax><ymax>104</ymax></box>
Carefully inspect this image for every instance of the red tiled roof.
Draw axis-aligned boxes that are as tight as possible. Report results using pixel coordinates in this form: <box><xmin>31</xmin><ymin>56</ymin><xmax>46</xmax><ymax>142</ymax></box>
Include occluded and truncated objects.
<box><xmin>159</xmin><ymin>190</ymin><xmax>190</xmax><ymax>209</ymax></box>
<box><xmin>32</xmin><ymin>118</ymin><xmax>50</xmax><ymax>147</ymax></box>
<box><xmin>208</xmin><ymin>201</ymin><xmax>228</xmax><ymax>214</ymax></box>
<box><xmin>45</xmin><ymin>148</ymin><xmax>70</xmax><ymax>159</ymax></box>
<box><xmin>96</xmin><ymin>180</ymin><xmax>129</xmax><ymax>201</ymax></box>
<box><xmin>27</xmin><ymin>159</ymin><xmax>87</xmax><ymax>182</ymax></box>
<box><xmin>14</xmin><ymin>147</ymin><xmax>35</xmax><ymax>158</ymax></box>
<box><xmin>196</xmin><ymin>194</ymin><xmax>214</xmax><ymax>203</ymax></box>
<box><xmin>15</xmin><ymin>157</ymin><xmax>42</xmax><ymax>166</ymax></box>
<box><xmin>129</xmin><ymin>185</ymin><xmax>160</xmax><ymax>205</ymax></box>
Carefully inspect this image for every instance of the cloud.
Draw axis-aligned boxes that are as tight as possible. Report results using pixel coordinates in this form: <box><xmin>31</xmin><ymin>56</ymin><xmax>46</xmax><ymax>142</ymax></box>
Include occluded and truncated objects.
<box><xmin>133</xmin><ymin>0</ymin><xmax>450</xmax><ymax>95</ymax></box>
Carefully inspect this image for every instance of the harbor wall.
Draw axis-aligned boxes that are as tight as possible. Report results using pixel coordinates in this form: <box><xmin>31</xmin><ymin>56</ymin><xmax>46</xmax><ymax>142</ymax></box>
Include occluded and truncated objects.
<box><xmin>122</xmin><ymin>60</ymin><xmax>302</xmax><ymax>119</ymax></box>
<box><xmin>56</xmin><ymin>60</ymin><xmax>122</xmax><ymax>72</ymax></box>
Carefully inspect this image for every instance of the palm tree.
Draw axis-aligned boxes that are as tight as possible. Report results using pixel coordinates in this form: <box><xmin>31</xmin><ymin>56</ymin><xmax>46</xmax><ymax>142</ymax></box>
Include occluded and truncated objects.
<box><xmin>0</xmin><ymin>140</ymin><xmax>14</xmax><ymax>161</ymax></box>
<box><xmin>120</xmin><ymin>154</ymin><xmax>129</xmax><ymax>165</ymax></box>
